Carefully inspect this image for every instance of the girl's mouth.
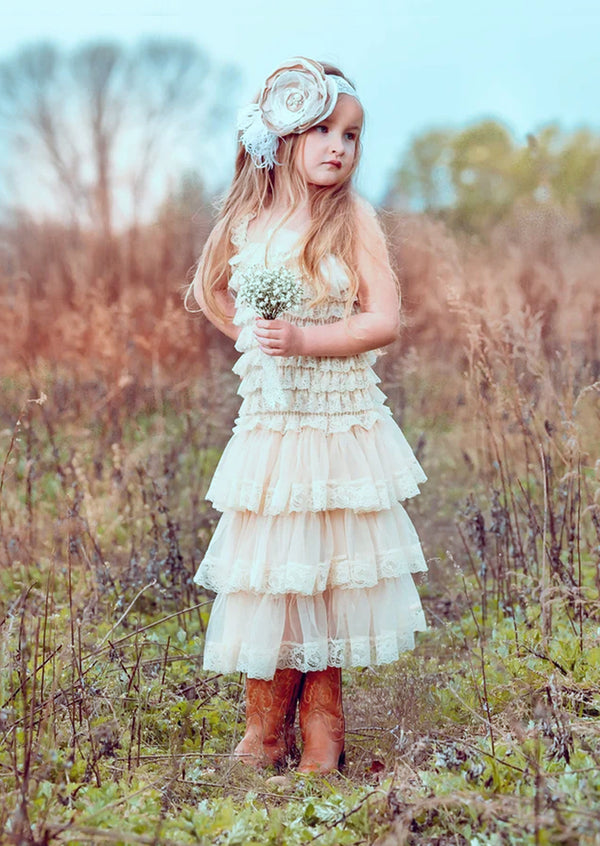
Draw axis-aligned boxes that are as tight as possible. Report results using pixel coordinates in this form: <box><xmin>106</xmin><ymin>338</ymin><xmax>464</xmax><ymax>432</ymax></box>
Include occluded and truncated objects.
<box><xmin>324</xmin><ymin>160</ymin><xmax>342</xmax><ymax>169</ymax></box>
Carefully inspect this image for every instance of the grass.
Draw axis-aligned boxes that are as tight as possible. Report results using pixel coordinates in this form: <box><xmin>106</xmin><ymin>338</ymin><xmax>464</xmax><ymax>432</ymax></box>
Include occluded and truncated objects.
<box><xmin>1</xmin><ymin>206</ymin><xmax>600</xmax><ymax>844</ymax></box>
<box><xmin>1</xmin><ymin>363</ymin><xmax>599</xmax><ymax>845</ymax></box>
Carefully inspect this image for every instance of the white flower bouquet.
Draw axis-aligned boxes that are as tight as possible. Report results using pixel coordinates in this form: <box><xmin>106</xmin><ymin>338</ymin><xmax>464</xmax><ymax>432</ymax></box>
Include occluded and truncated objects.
<box><xmin>237</xmin><ymin>264</ymin><xmax>302</xmax><ymax>320</ymax></box>
<box><xmin>237</xmin><ymin>264</ymin><xmax>303</xmax><ymax>409</ymax></box>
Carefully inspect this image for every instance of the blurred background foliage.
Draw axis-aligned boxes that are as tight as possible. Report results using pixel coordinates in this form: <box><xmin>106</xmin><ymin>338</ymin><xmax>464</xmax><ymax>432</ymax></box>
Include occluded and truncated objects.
<box><xmin>1</xmin><ymin>38</ymin><xmax>599</xmax><ymax>385</ymax></box>
<box><xmin>386</xmin><ymin>120</ymin><xmax>600</xmax><ymax>233</ymax></box>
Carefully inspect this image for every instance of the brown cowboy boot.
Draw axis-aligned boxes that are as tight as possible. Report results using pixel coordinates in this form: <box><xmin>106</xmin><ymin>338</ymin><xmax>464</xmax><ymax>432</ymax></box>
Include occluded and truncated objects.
<box><xmin>297</xmin><ymin>666</ymin><xmax>345</xmax><ymax>774</ymax></box>
<box><xmin>233</xmin><ymin>668</ymin><xmax>303</xmax><ymax>768</ymax></box>
<box><xmin>283</xmin><ymin>672</ymin><xmax>303</xmax><ymax>762</ymax></box>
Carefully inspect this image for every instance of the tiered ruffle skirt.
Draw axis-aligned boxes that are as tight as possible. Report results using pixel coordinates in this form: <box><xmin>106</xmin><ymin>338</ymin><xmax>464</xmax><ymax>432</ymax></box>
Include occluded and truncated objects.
<box><xmin>194</xmin><ymin>310</ymin><xmax>429</xmax><ymax>680</ymax></box>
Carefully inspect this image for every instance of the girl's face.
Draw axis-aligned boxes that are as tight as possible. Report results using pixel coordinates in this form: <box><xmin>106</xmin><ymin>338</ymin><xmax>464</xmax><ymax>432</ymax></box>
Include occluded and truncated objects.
<box><xmin>295</xmin><ymin>94</ymin><xmax>363</xmax><ymax>188</ymax></box>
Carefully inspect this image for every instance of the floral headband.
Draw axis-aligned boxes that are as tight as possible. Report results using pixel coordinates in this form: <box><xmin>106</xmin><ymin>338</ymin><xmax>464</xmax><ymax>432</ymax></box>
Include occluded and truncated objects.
<box><xmin>237</xmin><ymin>57</ymin><xmax>360</xmax><ymax>169</ymax></box>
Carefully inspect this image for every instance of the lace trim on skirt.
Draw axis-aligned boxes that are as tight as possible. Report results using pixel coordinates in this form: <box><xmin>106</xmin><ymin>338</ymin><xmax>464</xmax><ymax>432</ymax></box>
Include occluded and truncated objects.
<box><xmin>201</xmin><ymin>578</ymin><xmax>428</xmax><ymax>679</ymax></box>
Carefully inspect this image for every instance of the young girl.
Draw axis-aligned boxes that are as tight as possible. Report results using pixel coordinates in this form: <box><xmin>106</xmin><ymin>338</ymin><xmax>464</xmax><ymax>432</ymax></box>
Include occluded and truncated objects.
<box><xmin>188</xmin><ymin>57</ymin><xmax>428</xmax><ymax>774</ymax></box>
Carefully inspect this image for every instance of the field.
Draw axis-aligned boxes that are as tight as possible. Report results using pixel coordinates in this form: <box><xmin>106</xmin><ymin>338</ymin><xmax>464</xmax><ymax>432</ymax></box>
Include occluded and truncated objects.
<box><xmin>1</xmin><ymin>204</ymin><xmax>600</xmax><ymax>845</ymax></box>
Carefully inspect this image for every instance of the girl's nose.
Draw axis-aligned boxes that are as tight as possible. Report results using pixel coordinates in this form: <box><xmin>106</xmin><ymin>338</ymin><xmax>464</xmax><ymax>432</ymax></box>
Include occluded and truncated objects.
<box><xmin>330</xmin><ymin>137</ymin><xmax>344</xmax><ymax>155</ymax></box>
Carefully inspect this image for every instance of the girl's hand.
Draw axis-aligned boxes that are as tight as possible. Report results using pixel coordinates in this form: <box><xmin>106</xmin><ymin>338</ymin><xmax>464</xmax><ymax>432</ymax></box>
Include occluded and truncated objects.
<box><xmin>254</xmin><ymin>318</ymin><xmax>304</xmax><ymax>356</ymax></box>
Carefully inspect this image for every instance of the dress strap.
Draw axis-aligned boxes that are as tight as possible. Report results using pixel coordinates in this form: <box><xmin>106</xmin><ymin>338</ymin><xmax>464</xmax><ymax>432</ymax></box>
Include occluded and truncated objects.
<box><xmin>355</xmin><ymin>194</ymin><xmax>378</xmax><ymax>219</ymax></box>
<box><xmin>231</xmin><ymin>213</ymin><xmax>253</xmax><ymax>250</ymax></box>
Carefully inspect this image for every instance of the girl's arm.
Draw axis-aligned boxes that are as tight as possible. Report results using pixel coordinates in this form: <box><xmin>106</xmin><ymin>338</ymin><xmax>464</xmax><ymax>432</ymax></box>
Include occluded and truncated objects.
<box><xmin>193</xmin><ymin>270</ymin><xmax>240</xmax><ymax>343</ymax></box>
<box><xmin>254</xmin><ymin>202</ymin><xmax>400</xmax><ymax>357</ymax></box>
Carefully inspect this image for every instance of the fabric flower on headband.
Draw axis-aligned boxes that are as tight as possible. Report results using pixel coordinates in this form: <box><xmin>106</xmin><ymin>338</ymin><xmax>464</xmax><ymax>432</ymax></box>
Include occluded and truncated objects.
<box><xmin>260</xmin><ymin>57</ymin><xmax>337</xmax><ymax>135</ymax></box>
<box><xmin>237</xmin><ymin>57</ymin><xmax>358</xmax><ymax>169</ymax></box>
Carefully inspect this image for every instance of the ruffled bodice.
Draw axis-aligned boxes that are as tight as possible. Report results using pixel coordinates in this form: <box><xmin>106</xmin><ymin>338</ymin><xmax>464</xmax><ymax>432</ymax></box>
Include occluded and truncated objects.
<box><xmin>194</xmin><ymin>212</ymin><xmax>428</xmax><ymax>679</ymax></box>
<box><xmin>227</xmin><ymin>216</ymin><xmax>392</xmax><ymax>434</ymax></box>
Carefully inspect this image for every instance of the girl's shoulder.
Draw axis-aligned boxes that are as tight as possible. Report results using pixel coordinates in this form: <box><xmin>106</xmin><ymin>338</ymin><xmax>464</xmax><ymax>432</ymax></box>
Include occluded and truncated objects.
<box><xmin>353</xmin><ymin>193</ymin><xmax>378</xmax><ymax>221</ymax></box>
<box><xmin>352</xmin><ymin>194</ymin><xmax>388</xmax><ymax>251</ymax></box>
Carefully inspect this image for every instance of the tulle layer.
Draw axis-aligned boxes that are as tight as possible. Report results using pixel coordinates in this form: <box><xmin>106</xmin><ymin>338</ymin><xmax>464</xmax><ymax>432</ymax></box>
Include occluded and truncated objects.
<box><xmin>207</xmin><ymin>417</ymin><xmax>427</xmax><ymax>514</ymax></box>
<box><xmin>195</xmin><ymin>502</ymin><xmax>427</xmax><ymax>595</ymax></box>
<box><xmin>238</xmin><ymin>382</ymin><xmax>388</xmax><ymax>416</ymax></box>
<box><xmin>233</xmin><ymin>346</ymin><xmax>379</xmax><ymax>375</ymax></box>
<box><xmin>237</xmin><ymin>360</ymin><xmax>381</xmax><ymax>394</ymax></box>
<box><xmin>233</xmin><ymin>407</ymin><xmax>390</xmax><ymax>433</ymax></box>
<box><xmin>202</xmin><ymin>578</ymin><xmax>428</xmax><ymax>679</ymax></box>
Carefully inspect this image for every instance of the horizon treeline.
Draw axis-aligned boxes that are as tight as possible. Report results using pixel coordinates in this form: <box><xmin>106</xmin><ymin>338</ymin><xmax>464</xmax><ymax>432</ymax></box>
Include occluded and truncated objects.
<box><xmin>386</xmin><ymin>119</ymin><xmax>600</xmax><ymax>233</ymax></box>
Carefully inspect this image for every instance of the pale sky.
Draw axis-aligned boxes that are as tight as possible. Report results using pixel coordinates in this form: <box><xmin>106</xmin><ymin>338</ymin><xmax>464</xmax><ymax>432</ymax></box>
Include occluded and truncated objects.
<box><xmin>2</xmin><ymin>0</ymin><xmax>599</xmax><ymax>204</ymax></box>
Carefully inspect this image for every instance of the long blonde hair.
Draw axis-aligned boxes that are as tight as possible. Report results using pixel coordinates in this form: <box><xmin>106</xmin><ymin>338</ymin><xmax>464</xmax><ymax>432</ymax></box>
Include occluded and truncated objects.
<box><xmin>186</xmin><ymin>62</ymin><xmax>371</xmax><ymax>322</ymax></box>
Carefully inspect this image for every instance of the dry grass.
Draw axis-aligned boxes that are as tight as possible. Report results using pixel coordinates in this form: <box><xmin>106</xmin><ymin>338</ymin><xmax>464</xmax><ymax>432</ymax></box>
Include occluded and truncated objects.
<box><xmin>1</xmin><ymin>200</ymin><xmax>600</xmax><ymax>843</ymax></box>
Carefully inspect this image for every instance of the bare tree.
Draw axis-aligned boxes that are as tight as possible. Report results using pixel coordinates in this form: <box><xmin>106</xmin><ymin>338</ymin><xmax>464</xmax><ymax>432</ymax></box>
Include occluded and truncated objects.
<box><xmin>0</xmin><ymin>38</ymin><xmax>238</xmax><ymax>236</ymax></box>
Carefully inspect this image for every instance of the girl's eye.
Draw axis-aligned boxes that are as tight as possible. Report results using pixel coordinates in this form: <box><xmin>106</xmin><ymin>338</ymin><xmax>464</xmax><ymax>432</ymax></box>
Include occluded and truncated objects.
<box><xmin>314</xmin><ymin>125</ymin><xmax>328</xmax><ymax>133</ymax></box>
<box><xmin>345</xmin><ymin>132</ymin><xmax>356</xmax><ymax>141</ymax></box>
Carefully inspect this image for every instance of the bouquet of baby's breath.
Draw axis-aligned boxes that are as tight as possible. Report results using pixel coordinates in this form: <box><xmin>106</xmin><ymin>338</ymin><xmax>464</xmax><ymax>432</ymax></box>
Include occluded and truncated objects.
<box><xmin>237</xmin><ymin>264</ymin><xmax>302</xmax><ymax>320</ymax></box>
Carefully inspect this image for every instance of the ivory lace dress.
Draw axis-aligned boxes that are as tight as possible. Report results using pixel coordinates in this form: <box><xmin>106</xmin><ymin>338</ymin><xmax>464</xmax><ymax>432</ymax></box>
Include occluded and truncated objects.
<box><xmin>194</xmin><ymin>215</ymin><xmax>429</xmax><ymax>680</ymax></box>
